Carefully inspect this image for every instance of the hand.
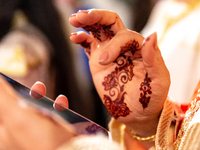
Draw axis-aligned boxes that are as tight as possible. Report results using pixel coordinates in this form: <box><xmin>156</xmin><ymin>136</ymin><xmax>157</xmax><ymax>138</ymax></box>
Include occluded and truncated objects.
<box><xmin>69</xmin><ymin>9</ymin><xmax>170</xmax><ymax>136</ymax></box>
<box><xmin>0</xmin><ymin>76</ymin><xmax>77</xmax><ymax>150</ymax></box>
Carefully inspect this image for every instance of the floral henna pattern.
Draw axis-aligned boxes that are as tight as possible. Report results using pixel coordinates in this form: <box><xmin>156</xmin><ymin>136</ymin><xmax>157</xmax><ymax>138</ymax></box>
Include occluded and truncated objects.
<box><xmin>139</xmin><ymin>73</ymin><xmax>152</xmax><ymax>109</ymax></box>
<box><xmin>102</xmin><ymin>40</ymin><xmax>140</xmax><ymax>119</ymax></box>
<box><xmin>86</xmin><ymin>124</ymin><xmax>102</xmax><ymax>134</ymax></box>
<box><xmin>80</xmin><ymin>40</ymin><xmax>91</xmax><ymax>55</ymax></box>
<box><xmin>85</xmin><ymin>124</ymin><xmax>108</xmax><ymax>135</ymax></box>
<box><xmin>80</xmin><ymin>40</ymin><xmax>91</xmax><ymax>49</ymax></box>
<box><xmin>83</xmin><ymin>23</ymin><xmax>101</xmax><ymax>41</ymax></box>
<box><xmin>118</xmin><ymin>39</ymin><xmax>139</xmax><ymax>57</ymax></box>
<box><xmin>101</xmin><ymin>24</ymin><xmax>115</xmax><ymax>37</ymax></box>
<box><xmin>83</xmin><ymin>23</ymin><xmax>114</xmax><ymax>41</ymax></box>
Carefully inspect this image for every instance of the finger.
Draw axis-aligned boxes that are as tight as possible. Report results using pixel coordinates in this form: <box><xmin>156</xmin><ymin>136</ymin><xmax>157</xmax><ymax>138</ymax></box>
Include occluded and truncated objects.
<box><xmin>141</xmin><ymin>32</ymin><xmax>170</xmax><ymax>81</ymax></box>
<box><xmin>69</xmin><ymin>13</ymin><xmax>83</xmax><ymax>27</ymax></box>
<box><xmin>70</xmin><ymin>9</ymin><xmax>125</xmax><ymax>30</ymax></box>
<box><xmin>53</xmin><ymin>95</ymin><xmax>69</xmax><ymax>111</ymax></box>
<box><xmin>30</xmin><ymin>81</ymin><xmax>46</xmax><ymax>99</ymax></box>
<box><xmin>70</xmin><ymin>31</ymin><xmax>96</xmax><ymax>58</ymax></box>
<box><xmin>98</xmin><ymin>29</ymin><xmax>144</xmax><ymax>65</ymax></box>
<box><xmin>69</xmin><ymin>9</ymin><xmax>125</xmax><ymax>41</ymax></box>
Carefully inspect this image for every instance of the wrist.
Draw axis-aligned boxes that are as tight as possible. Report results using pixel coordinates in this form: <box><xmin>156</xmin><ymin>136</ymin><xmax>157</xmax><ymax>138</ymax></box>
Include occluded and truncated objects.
<box><xmin>125</xmin><ymin>110</ymin><xmax>162</xmax><ymax>138</ymax></box>
<box><xmin>124</xmin><ymin>122</ymin><xmax>158</xmax><ymax>150</ymax></box>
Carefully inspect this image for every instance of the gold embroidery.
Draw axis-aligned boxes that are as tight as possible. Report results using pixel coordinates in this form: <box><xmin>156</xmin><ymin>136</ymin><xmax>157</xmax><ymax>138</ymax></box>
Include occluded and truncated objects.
<box><xmin>174</xmin><ymin>89</ymin><xmax>200</xmax><ymax>149</ymax></box>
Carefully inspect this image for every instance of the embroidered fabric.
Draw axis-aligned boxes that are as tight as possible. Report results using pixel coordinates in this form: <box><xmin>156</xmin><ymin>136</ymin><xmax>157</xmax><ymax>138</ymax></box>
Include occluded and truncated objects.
<box><xmin>155</xmin><ymin>98</ymin><xmax>176</xmax><ymax>150</ymax></box>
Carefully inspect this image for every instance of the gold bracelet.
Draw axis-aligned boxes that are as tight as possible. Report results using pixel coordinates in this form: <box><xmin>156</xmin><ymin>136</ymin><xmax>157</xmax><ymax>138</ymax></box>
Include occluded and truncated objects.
<box><xmin>129</xmin><ymin>130</ymin><xmax>156</xmax><ymax>142</ymax></box>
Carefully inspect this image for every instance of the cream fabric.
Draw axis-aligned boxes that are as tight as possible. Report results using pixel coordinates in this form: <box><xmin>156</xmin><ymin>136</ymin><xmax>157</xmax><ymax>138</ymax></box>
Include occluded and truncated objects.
<box><xmin>57</xmin><ymin>134</ymin><xmax>121</xmax><ymax>150</ymax></box>
<box><xmin>155</xmin><ymin>99</ymin><xmax>176</xmax><ymax>150</ymax></box>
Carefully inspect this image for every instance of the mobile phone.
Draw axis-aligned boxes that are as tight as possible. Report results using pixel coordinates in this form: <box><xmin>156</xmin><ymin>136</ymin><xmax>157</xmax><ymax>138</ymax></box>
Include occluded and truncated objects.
<box><xmin>0</xmin><ymin>72</ymin><xmax>109</xmax><ymax>136</ymax></box>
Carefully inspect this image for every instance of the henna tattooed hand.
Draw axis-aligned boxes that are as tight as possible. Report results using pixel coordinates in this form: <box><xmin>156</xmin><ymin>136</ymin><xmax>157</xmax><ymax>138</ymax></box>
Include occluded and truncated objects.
<box><xmin>69</xmin><ymin>10</ymin><xmax>170</xmax><ymax>134</ymax></box>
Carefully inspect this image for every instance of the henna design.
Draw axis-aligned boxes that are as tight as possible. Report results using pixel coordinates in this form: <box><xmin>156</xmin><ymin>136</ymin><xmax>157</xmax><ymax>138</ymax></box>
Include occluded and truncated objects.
<box><xmin>139</xmin><ymin>73</ymin><xmax>152</xmax><ymax>109</ymax></box>
<box><xmin>102</xmin><ymin>40</ymin><xmax>140</xmax><ymax>119</ymax></box>
<box><xmin>80</xmin><ymin>40</ymin><xmax>91</xmax><ymax>49</ymax></box>
<box><xmin>118</xmin><ymin>39</ymin><xmax>139</xmax><ymax>57</ymax></box>
<box><xmin>80</xmin><ymin>40</ymin><xmax>91</xmax><ymax>55</ymax></box>
<box><xmin>102</xmin><ymin>24</ymin><xmax>114</xmax><ymax>38</ymax></box>
<box><xmin>83</xmin><ymin>23</ymin><xmax>101</xmax><ymax>41</ymax></box>
<box><xmin>83</xmin><ymin>23</ymin><xmax>114</xmax><ymax>41</ymax></box>
<box><xmin>86</xmin><ymin>124</ymin><xmax>102</xmax><ymax>134</ymax></box>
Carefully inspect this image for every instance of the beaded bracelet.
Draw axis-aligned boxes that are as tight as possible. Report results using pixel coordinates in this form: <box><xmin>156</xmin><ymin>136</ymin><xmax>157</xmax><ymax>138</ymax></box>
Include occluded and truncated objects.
<box><xmin>129</xmin><ymin>130</ymin><xmax>156</xmax><ymax>142</ymax></box>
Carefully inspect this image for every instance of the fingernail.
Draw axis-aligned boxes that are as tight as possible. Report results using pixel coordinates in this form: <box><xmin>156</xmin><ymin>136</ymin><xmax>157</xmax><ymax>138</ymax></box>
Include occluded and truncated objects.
<box><xmin>152</xmin><ymin>32</ymin><xmax>158</xmax><ymax>50</ymax></box>
<box><xmin>98</xmin><ymin>51</ymin><xmax>109</xmax><ymax>63</ymax></box>
<box><xmin>141</xmin><ymin>36</ymin><xmax>150</xmax><ymax>48</ymax></box>
<box><xmin>141</xmin><ymin>39</ymin><xmax>145</xmax><ymax>48</ymax></box>
<box><xmin>78</xmin><ymin>10</ymin><xmax>89</xmax><ymax>13</ymax></box>
<box><xmin>70</xmin><ymin>32</ymin><xmax>77</xmax><ymax>37</ymax></box>
<box><xmin>144</xmin><ymin>36</ymin><xmax>150</xmax><ymax>43</ymax></box>
<box><xmin>30</xmin><ymin>90</ymin><xmax>43</xmax><ymax>99</ymax></box>
<box><xmin>53</xmin><ymin>94</ymin><xmax>68</xmax><ymax>111</ymax></box>
<box><xmin>70</xmin><ymin>13</ymin><xmax>77</xmax><ymax>18</ymax></box>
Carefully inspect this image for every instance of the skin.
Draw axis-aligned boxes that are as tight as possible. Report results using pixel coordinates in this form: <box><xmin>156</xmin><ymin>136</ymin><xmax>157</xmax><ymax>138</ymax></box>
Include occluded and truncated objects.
<box><xmin>69</xmin><ymin>9</ymin><xmax>169</xmax><ymax>123</ymax></box>
<box><xmin>0</xmin><ymin>9</ymin><xmax>171</xmax><ymax>150</ymax></box>
<box><xmin>0</xmin><ymin>76</ymin><xmax>77</xmax><ymax>150</ymax></box>
<box><xmin>68</xmin><ymin>9</ymin><xmax>170</xmax><ymax>149</ymax></box>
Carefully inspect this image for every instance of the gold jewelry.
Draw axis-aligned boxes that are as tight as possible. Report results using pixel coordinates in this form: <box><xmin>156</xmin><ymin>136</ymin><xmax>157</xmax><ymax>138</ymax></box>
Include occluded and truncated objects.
<box><xmin>159</xmin><ymin>0</ymin><xmax>200</xmax><ymax>44</ymax></box>
<box><xmin>129</xmin><ymin>130</ymin><xmax>156</xmax><ymax>142</ymax></box>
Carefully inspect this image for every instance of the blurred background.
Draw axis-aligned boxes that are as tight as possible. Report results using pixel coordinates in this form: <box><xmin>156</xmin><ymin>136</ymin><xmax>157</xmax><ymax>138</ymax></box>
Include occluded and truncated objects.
<box><xmin>1</xmin><ymin>0</ymin><xmax>200</xmax><ymax>130</ymax></box>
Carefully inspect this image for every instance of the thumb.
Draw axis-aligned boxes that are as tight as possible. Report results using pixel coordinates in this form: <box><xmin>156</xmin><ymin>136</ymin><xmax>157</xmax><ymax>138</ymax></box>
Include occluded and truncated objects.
<box><xmin>142</xmin><ymin>32</ymin><xmax>170</xmax><ymax>80</ymax></box>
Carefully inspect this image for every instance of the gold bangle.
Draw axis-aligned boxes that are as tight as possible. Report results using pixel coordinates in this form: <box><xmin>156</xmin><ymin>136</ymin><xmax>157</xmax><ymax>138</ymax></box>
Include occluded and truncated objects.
<box><xmin>129</xmin><ymin>130</ymin><xmax>156</xmax><ymax>142</ymax></box>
